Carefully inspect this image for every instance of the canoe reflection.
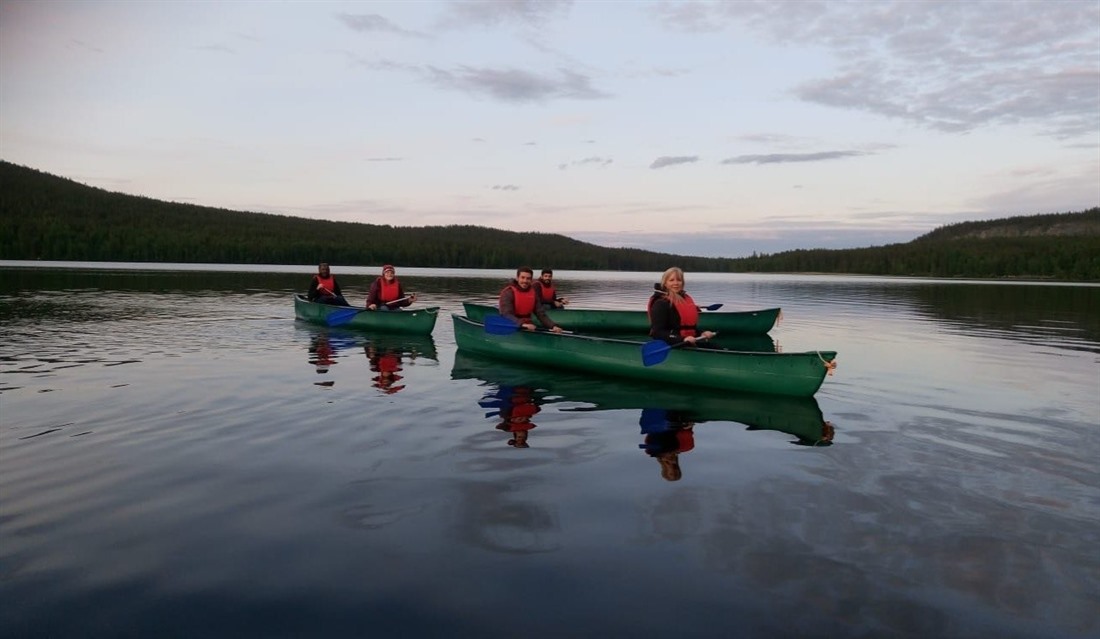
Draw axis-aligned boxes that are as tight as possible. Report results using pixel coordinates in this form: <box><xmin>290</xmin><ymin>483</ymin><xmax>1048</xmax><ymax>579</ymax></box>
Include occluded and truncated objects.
<box><xmin>299</xmin><ymin>326</ymin><xmax>438</xmax><ymax>390</ymax></box>
<box><xmin>307</xmin><ymin>331</ymin><xmax>359</xmax><ymax>383</ymax></box>
<box><xmin>452</xmin><ymin>351</ymin><xmax>834</xmax><ymax>446</ymax></box>
<box><xmin>363</xmin><ymin>333</ymin><xmax>439</xmax><ymax>395</ymax></box>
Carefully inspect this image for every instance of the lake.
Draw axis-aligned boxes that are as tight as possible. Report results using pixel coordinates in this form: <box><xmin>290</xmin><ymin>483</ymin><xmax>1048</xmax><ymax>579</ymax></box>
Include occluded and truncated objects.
<box><xmin>1</xmin><ymin>262</ymin><xmax>1097</xmax><ymax>639</ymax></box>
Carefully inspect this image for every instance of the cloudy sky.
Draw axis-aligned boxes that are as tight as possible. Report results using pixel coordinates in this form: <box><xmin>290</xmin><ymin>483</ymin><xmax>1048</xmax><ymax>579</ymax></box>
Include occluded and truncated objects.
<box><xmin>1</xmin><ymin>1</ymin><xmax>1097</xmax><ymax>258</ymax></box>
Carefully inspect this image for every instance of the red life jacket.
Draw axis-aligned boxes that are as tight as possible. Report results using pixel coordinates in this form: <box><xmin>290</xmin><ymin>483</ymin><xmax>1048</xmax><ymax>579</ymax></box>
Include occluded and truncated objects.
<box><xmin>314</xmin><ymin>275</ymin><xmax>337</xmax><ymax>294</ymax></box>
<box><xmin>500</xmin><ymin>282</ymin><xmax>537</xmax><ymax>321</ymax></box>
<box><xmin>647</xmin><ymin>292</ymin><xmax>700</xmax><ymax>337</ymax></box>
<box><xmin>538</xmin><ymin>283</ymin><xmax>557</xmax><ymax>303</ymax></box>
<box><xmin>376</xmin><ymin>352</ymin><xmax>400</xmax><ymax>373</ymax></box>
<box><xmin>672</xmin><ymin>294</ymin><xmax>700</xmax><ymax>337</ymax></box>
<box><xmin>379</xmin><ymin>278</ymin><xmax>402</xmax><ymax>303</ymax></box>
<box><xmin>675</xmin><ymin>429</ymin><xmax>695</xmax><ymax>453</ymax></box>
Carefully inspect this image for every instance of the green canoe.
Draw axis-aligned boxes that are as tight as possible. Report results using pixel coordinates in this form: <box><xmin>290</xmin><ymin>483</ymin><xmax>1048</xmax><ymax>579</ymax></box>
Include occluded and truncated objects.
<box><xmin>452</xmin><ymin>314</ymin><xmax>837</xmax><ymax>398</ymax></box>
<box><xmin>462</xmin><ymin>301</ymin><xmax>780</xmax><ymax>335</ymax></box>
<box><xmin>451</xmin><ymin>351</ymin><xmax>833</xmax><ymax>444</ymax></box>
<box><xmin>294</xmin><ymin>294</ymin><xmax>439</xmax><ymax>335</ymax></box>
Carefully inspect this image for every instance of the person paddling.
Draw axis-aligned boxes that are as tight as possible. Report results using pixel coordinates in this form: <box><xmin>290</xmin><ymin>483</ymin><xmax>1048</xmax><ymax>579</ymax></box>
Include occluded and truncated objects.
<box><xmin>367</xmin><ymin>264</ymin><xmax>417</xmax><ymax>311</ymax></box>
<box><xmin>534</xmin><ymin>268</ymin><xmax>569</xmax><ymax>310</ymax></box>
<box><xmin>648</xmin><ymin>266</ymin><xmax>716</xmax><ymax>345</ymax></box>
<box><xmin>499</xmin><ymin>266</ymin><xmax>563</xmax><ymax>332</ymax></box>
<box><xmin>307</xmin><ymin>262</ymin><xmax>349</xmax><ymax>306</ymax></box>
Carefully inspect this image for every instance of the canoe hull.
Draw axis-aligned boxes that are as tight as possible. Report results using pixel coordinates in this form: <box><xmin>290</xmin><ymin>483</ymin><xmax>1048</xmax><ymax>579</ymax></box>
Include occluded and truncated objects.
<box><xmin>463</xmin><ymin>302</ymin><xmax>779</xmax><ymax>335</ymax></box>
<box><xmin>451</xmin><ymin>351</ymin><xmax>831</xmax><ymax>443</ymax></box>
<box><xmin>452</xmin><ymin>314</ymin><xmax>835</xmax><ymax>398</ymax></box>
<box><xmin>294</xmin><ymin>294</ymin><xmax>439</xmax><ymax>335</ymax></box>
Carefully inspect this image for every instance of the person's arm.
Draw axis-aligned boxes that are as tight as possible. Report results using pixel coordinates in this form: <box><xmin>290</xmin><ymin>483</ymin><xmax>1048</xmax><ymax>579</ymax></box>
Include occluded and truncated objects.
<box><xmin>389</xmin><ymin>284</ymin><xmax>414</xmax><ymax>308</ymax></box>
<box><xmin>649</xmin><ymin>297</ymin><xmax>684</xmax><ymax>345</ymax></box>
<box><xmin>534</xmin><ymin>305</ymin><xmax>559</xmax><ymax>331</ymax></box>
<box><xmin>366</xmin><ymin>279</ymin><xmax>381</xmax><ymax>310</ymax></box>
<box><xmin>332</xmin><ymin>279</ymin><xmax>343</xmax><ymax>296</ymax></box>
<box><xmin>307</xmin><ymin>277</ymin><xmax>320</xmax><ymax>301</ymax></box>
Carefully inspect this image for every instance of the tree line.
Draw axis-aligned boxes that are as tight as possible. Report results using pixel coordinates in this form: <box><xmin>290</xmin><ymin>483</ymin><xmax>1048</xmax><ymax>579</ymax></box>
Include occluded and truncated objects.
<box><xmin>1</xmin><ymin>160</ymin><xmax>1097</xmax><ymax>280</ymax></box>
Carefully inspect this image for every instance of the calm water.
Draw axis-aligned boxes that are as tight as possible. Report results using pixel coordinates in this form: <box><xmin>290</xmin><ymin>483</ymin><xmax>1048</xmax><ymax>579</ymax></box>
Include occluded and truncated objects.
<box><xmin>1</xmin><ymin>263</ymin><xmax>1098</xmax><ymax>639</ymax></box>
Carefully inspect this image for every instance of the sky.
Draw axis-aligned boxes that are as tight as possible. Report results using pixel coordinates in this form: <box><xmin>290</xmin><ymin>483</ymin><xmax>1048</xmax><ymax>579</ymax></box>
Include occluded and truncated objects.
<box><xmin>1</xmin><ymin>0</ymin><xmax>1098</xmax><ymax>259</ymax></box>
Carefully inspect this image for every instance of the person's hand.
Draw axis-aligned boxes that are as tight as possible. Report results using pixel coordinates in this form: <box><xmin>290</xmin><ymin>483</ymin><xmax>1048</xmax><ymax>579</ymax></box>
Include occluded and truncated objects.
<box><xmin>560</xmin><ymin>298</ymin><xmax>570</xmax><ymax>306</ymax></box>
<box><xmin>409</xmin><ymin>294</ymin><xmax>417</xmax><ymax>303</ymax></box>
<box><xmin>684</xmin><ymin>336</ymin><xmax>697</xmax><ymax>345</ymax></box>
<box><xmin>368</xmin><ymin>304</ymin><xmax>377</xmax><ymax>311</ymax></box>
<box><xmin>550</xmin><ymin>326</ymin><xmax>563</xmax><ymax>333</ymax></box>
<box><xmin>700</xmin><ymin>331</ymin><xmax>716</xmax><ymax>340</ymax></box>
<box><xmin>522</xmin><ymin>322</ymin><xmax>536</xmax><ymax>331</ymax></box>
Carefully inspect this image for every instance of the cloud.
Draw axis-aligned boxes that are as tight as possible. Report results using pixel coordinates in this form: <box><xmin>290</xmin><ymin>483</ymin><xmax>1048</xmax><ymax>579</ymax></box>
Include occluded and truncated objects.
<box><xmin>194</xmin><ymin>44</ymin><xmax>235</xmax><ymax>54</ymax></box>
<box><xmin>559</xmin><ymin>156</ymin><xmax>613</xmax><ymax>170</ymax></box>
<box><xmin>491</xmin><ymin>184</ymin><xmax>520</xmax><ymax>191</ymax></box>
<box><xmin>654</xmin><ymin>1</ymin><xmax>1100</xmax><ymax>140</ymax></box>
<box><xmin>68</xmin><ymin>39</ymin><xmax>103</xmax><ymax>54</ymax></box>
<box><xmin>437</xmin><ymin>0</ymin><xmax>574</xmax><ymax>29</ymax></box>
<box><xmin>720</xmin><ymin>150</ymin><xmax>869</xmax><ymax>165</ymax></box>
<box><xmin>650</xmin><ymin>156</ymin><xmax>699</xmax><ymax>169</ymax></box>
<box><xmin>423</xmin><ymin>65</ymin><xmax>611</xmax><ymax>102</ymax></box>
<box><xmin>335</xmin><ymin>13</ymin><xmax>430</xmax><ymax>39</ymax></box>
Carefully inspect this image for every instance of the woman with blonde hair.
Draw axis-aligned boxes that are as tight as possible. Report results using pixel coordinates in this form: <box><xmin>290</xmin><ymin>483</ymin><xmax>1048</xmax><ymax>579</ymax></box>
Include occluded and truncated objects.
<box><xmin>648</xmin><ymin>267</ymin><xmax>716</xmax><ymax>346</ymax></box>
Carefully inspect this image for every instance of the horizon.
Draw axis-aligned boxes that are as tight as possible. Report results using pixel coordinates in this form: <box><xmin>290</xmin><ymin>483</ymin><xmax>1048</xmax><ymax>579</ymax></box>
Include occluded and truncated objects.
<box><xmin>1</xmin><ymin>1</ymin><xmax>1097</xmax><ymax>258</ymax></box>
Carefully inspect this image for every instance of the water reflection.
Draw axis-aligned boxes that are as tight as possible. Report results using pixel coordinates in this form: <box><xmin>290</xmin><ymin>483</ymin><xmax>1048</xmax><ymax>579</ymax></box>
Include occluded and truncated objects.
<box><xmin>639</xmin><ymin>409</ymin><xmax>696</xmax><ymax>481</ymax></box>
<box><xmin>452</xmin><ymin>352</ymin><xmax>836</xmax><ymax>453</ymax></box>
<box><xmin>299</xmin><ymin>327</ymin><xmax>439</xmax><ymax>391</ymax></box>
<box><xmin>363</xmin><ymin>333</ymin><xmax>438</xmax><ymax>394</ymax></box>
<box><xmin>306</xmin><ymin>332</ymin><xmax>360</xmax><ymax>385</ymax></box>
<box><xmin>480</xmin><ymin>385</ymin><xmax>543</xmax><ymax>448</ymax></box>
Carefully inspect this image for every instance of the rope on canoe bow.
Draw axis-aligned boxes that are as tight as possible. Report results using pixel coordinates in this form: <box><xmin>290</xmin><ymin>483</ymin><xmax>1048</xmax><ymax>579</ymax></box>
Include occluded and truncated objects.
<box><xmin>816</xmin><ymin>351</ymin><xmax>838</xmax><ymax>376</ymax></box>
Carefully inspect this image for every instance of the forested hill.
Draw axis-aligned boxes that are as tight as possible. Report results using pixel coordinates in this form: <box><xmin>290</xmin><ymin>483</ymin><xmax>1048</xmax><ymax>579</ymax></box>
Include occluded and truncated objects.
<box><xmin>0</xmin><ymin>160</ymin><xmax>729</xmax><ymax>272</ymax></box>
<box><xmin>1</xmin><ymin>160</ymin><xmax>1098</xmax><ymax>280</ymax></box>
<box><xmin>914</xmin><ymin>210</ymin><xmax>1100</xmax><ymax>241</ymax></box>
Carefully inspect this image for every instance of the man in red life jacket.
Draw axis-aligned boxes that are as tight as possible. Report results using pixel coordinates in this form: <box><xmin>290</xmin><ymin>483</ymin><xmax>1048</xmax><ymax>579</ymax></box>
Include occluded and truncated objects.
<box><xmin>499</xmin><ymin>266</ymin><xmax>563</xmax><ymax>332</ymax></box>
<box><xmin>534</xmin><ymin>268</ymin><xmax>569</xmax><ymax>310</ymax></box>
<box><xmin>495</xmin><ymin>386</ymin><xmax>540</xmax><ymax>448</ymax></box>
<box><xmin>647</xmin><ymin>266</ymin><xmax>716</xmax><ymax>345</ymax></box>
<box><xmin>367</xmin><ymin>264</ymin><xmax>417</xmax><ymax>311</ymax></box>
<box><xmin>307</xmin><ymin>262</ymin><xmax>349</xmax><ymax>306</ymax></box>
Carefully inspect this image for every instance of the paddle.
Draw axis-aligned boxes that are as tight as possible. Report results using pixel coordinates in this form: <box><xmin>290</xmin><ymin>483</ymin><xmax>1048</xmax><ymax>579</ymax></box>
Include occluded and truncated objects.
<box><xmin>326</xmin><ymin>296</ymin><xmax>411</xmax><ymax>326</ymax></box>
<box><xmin>483</xmin><ymin>314</ymin><xmax>570</xmax><ymax>335</ymax></box>
<box><xmin>640</xmin><ymin>333</ymin><xmax>717</xmax><ymax>367</ymax></box>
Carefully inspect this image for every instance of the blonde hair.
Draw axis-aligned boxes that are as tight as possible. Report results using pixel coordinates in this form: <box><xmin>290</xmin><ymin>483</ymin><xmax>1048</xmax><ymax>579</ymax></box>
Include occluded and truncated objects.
<box><xmin>660</xmin><ymin>267</ymin><xmax>686</xmax><ymax>304</ymax></box>
<box><xmin>658</xmin><ymin>453</ymin><xmax>682</xmax><ymax>481</ymax></box>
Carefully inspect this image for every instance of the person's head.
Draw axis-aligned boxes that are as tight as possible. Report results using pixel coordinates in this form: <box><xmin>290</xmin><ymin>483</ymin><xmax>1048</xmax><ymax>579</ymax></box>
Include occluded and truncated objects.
<box><xmin>382</xmin><ymin>264</ymin><xmax>396</xmax><ymax>280</ymax></box>
<box><xmin>508</xmin><ymin>429</ymin><xmax>530</xmax><ymax>448</ymax></box>
<box><xmin>515</xmin><ymin>266</ymin><xmax>534</xmax><ymax>290</ymax></box>
<box><xmin>539</xmin><ymin>269</ymin><xmax>553</xmax><ymax>285</ymax></box>
<box><xmin>660</xmin><ymin>267</ymin><xmax>685</xmax><ymax>296</ymax></box>
<box><xmin>318</xmin><ymin>262</ymin><xmax>331</xmax><ymax>277</ymax></box>
<box><xmin>657</xmin><ymin>452</ymin><xmax>682</xmax><ymax>481</ymax></box>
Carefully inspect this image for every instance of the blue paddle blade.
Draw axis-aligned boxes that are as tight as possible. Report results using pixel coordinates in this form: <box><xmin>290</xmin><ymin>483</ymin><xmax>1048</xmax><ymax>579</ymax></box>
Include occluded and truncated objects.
<box><xmin>326</xmin><ymin>308</ymin><xmax>362</xmax><ymax>326</ymax></box>
<box><xmin>639</xmin><ymin>408</ymin><xmax>670</xmax><ymax>433</ymax></box>
<box><xmin>703</xmin><ymin>303</ymin><xmax>723</xmax><ymax>311</ymax></box>
<box><xmin>484</xmin><ymin>314</ymin><xmax>521</xmax><ymax>335</ymax></box>
<box><xmin>640</xmin><ymin>340</ymin><xmax>673</xmax><ymax>366</ymax></box>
